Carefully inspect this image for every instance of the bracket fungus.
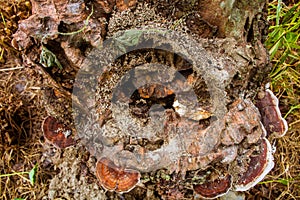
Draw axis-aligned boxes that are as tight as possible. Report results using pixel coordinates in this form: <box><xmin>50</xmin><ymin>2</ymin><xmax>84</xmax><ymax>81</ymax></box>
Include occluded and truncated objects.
<box><xmin>256</xmin><ymin>89</ymin><xmax>288</xmax><ymax>137</ymax></box>
<box><xmin>235</xmin><ymin>138</ymin><xmax>274</xmax><ymax>191</ymax></box>
<box><xmin>96</xmin><ymin>157</ymin><xmax>141</xmax><ymax>193</ymax></box>
<box><xmin>194</xmin><ymin>174</ymin><xmax>232</xmax><ymax>199</ymax></box>
<box><xmin>42</xmin><ymin>116</ymin><xmax>75</xmax><ymax>148</ymax></box>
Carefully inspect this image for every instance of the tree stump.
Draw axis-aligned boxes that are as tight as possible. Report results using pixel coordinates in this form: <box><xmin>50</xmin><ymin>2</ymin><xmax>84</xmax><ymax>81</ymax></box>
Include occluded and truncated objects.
<box><xmin>13</xmin><ymin>0</ymin><xmax>280</xmax><ymax>199</ymax></box>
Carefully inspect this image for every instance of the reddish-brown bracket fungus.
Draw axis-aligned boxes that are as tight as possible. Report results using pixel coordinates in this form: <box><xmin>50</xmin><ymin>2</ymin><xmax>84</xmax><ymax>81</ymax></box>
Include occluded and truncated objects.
<box><xmin>42</xmin><ymin>116</ymin><xmax>75</xmax><ymax>148</ymax></box>
<box><xmin>256</xmin><ymin>89</ymin><xmax>288</xmax><ymax>137</ymax></box>
<box><xmin>96</xmin><ymin>157</ymin><xmax>141</xmax><ymax>193</ymax></box>
<box><xmin>235</xmin><ymin>138</ymin><xmax>274</xmax><ymax>191</ymax></box>
<box><xmin>194</xmin><ymin>175</ymin><xmax>232</xmax><ymax>199</ymax></box>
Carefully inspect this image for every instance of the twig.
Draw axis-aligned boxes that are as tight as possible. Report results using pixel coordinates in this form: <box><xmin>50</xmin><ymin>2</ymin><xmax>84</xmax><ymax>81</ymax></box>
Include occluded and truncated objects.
<box><xmin>0</xmin><ymin>171</ymin><xmax>29</xmax><ymax>178</ymax></box>
<box><xmin>1</xmin><ymin>12</ymin><xmax>6</xmax><ymax>28</ymax></box>
<box><xmin>0</xmin><ymin>66</ymin><xmax>24</xmax><ymax>71</ymax></box>
<box><xmin>289</xmin><ymin>119</ymin><xmax>300</xmax><ymax>127</ymax></box>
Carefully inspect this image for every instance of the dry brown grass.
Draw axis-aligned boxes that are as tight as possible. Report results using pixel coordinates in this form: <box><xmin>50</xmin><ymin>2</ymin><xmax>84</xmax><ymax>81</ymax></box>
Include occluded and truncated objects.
<box><xmin>0</xmin><ymin>66</ymin><xmax>52</xmax><ymax>200</ymax></box>
<box><xmin>0</xmin><ymin>1</ymin><xmax>52</xmax><ymax>199</ymax></box>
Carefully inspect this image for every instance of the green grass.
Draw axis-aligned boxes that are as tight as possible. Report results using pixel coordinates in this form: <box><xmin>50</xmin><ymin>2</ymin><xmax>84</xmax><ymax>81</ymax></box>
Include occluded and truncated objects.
<box><xmin>265</xmin><ymin>1</ymin><xmax>300</xmax><ymax>121</ymax></box>
<box><xmin>0</xmin><ymin>164</ymin><xmax>38</xmax><ymax>186</ymax></box>
<box><xmin>262</xmin><ymin>2</ymin><xmax>300</xmax><ymax>198</ymax></box>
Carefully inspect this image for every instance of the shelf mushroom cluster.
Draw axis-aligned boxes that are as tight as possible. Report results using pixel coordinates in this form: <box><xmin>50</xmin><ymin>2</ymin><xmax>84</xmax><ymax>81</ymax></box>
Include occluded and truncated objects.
<box><xmin>42</xmin><ymin>87</ymin><xmax>287</xmax><ymax>198</ymax></box>
<box><xmin>191</xmin><ymin>89</ymin><xmax>288</xmax><ymax>199</ymax></box>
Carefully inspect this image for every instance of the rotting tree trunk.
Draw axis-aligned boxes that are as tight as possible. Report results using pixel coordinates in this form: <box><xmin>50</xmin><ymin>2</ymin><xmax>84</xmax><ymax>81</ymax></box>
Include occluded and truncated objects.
<box><xmin>12</xmin><ymin>0</ymin><xmax>273</xmax><ymax>199</ymax></box>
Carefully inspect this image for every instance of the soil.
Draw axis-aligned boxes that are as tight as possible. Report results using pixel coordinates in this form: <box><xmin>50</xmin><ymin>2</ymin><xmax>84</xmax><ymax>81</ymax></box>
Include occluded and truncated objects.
<box><xmin>1</xmin><ymin>0</ymin><xmax>299</xmax><ymax>200</ymax></box>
